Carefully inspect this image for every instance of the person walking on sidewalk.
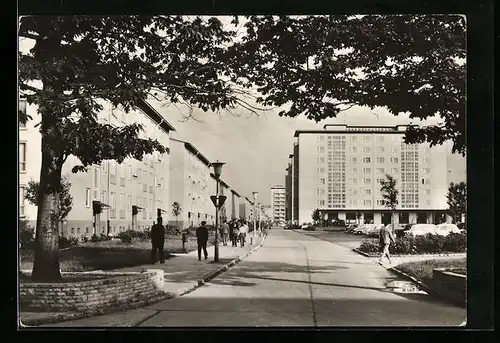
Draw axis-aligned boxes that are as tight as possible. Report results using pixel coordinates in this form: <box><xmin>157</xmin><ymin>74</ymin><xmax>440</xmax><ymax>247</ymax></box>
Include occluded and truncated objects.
<box><xmin>378</xmin><ymin>224</ymin><xmax>396</xmax><ymax>266</ymax></box>
<box><xmin>239</xmin><ymin>221</ymin><xmax>249</xmax><ymax>247</ymax></box>
<box><xmin>196</xmin><ymin>221</ymin><xmax>209</xmax><ymax>261</ymax></box>
<box><xmin>231</xmin><ymin>221</ymin><xmax>239</xmax><ymax>247</ymax></box>
<box><xmin>151</xmin><ymin>217</ymin><xmax>165</xmax><ymax>264</ymax></box>
<box><xmin>181</xmin><ymin>228</ymin><xmax>190</xmax><ymax>253</ymax></box>
<box><xmin>221</xmin><ymin>220</ymin><xmax>230</xmax><ymax>246</ymax></box>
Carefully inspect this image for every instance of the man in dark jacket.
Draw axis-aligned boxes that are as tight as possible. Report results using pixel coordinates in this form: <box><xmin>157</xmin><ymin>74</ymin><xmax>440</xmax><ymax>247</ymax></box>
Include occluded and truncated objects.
<box><xmin>196</xmin><ymin>221</ymin><xmax>209</xmax><ymax>261</ymax></box>
<box><xmin>151</xmin><ymin>217</ymin><xmax>165</xmax><ymax>264</ymax></box>
<box><xmin>378</xmin><ymin>224</ymin><xmax>396</xmax><ymax>266</ymax></box>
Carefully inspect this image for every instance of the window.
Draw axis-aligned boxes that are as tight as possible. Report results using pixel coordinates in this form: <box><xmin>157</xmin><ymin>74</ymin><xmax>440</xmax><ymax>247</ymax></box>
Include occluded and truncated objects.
<box><xmin>364</xmin><ymin>200</ymin><xmax>372</xmax><ymax>206</ymax></box>
<box><xmin>350</xmin><ymin>136</ymin><xmax>357</xmax><ymax>141</ymax></box>
<box><xmin>316</xmin><ymin>189</ymin><xmax>326</xmax><ymax>196</ymax></box>
<box><xmin>362</xmin><ymin>147</ymin><xmax>371</xmax><ymax>153</ymax></box>
<box><xmin>120</xmin><ymin>194</ymin><xmax>125</xmax><ymax>219</ymax></box>
<box><xmin>102</xmin><ymin>190</ymin><xmax>107</xmax><ymax>203</ymax></box>
<box><xmin>391</xmin><ymin>147</ymin><xmax>398</xmax><ymax>153</ymax></box>
<box><xmin>363</xmin><ymin>135</ymin><xmax>371</xmax><ymax>141</ymax></box>
<box><xmin>319</xmin><ymin>200</ymin><xmax>325</xmax><ymax>206</ymax></box>
<box><xmin>425</xmin><ymin>189</ymin><xmax>431</xmax><ymax>196</ymax></box>
<box><xmin>19</xmin><ymin>100</ymin><xmax>27</xmax><ymax>129</ymax></box>
<box><xmin>93</xmin><ymin>167</ymin><xmax>99</xmax><ymax>188</ymax></box>
<box><xmin>350</xmin><ymin>157</ymin><xmax>358</xmax><ymax>163</ymax></box>
<box><xmin>319</xmin><ymin>178</ymin><xmax>325</xmax><ymax>184</ymax></box>
<box><xmin>318</xmin><ymin>135</ymin><xmax>325</xmax><ymax>141</ymax></box>
<box><xmin>377</xmin><ymin>157</ymin><xmax>385</xmax><ymax>163</ymax></box>
<box><xmin>364</xmin><ymin>178</ymin><xmax>371</xmax><ymax>184</ymax></box>
<box><xmin>351</xmin><ymin>146</ymin><xmax>358</xmax><ymax>153</ymax></box>
<box><xmin>348</xmin><ymin>199</ymin><xmax>358</xmax><ymax>206</ymax></box>
<box><xmin>102</xmin><ymin>160</ymin><xmax>108</xmax><ymax>174</ymax></box>
<box><xmin>392</xmin><ymin>168</ymin><xmax>399</xmax><ymax>174</ymax></box>
<box><xmin>19</xmin><ymin>185</ymin><xmax>25</xmax><ymax>217</ymax></box>
<box><xmin>377</xmin><ymin>168</ymin><xmax>385</xmax><ymax>173</ymax></box>
<box><xmin>377</xmin><ymin>178</ymin><xmax>384</xmax><ymax>184</ymax></box>
<box><xmin>376</xmin><ymin>200</ymin><xmax>384</xmax><ymax>206</ymax></box>
<box><xmin>425</xmin><ymin>200</ymin><xmax>431</xmax><ymax>205</ymax></box>
<box><xmin>391</xmin><ymin>157</ymin><xmax>399</xmax><ymax>163</ymax></box>
<box><xmin>19</xmin><ymin>142</ymin><xmax>26</xmax><ymax>172</ymax></box>
<box><xmin>423</xmin><ymin>157</ymin><xmax>430</xmax><ymax>163</ymax></box>
<box><xmin>317</xmin><ymin>146</ymin><xmax>325</xmax><ymax>153</ymax></box>
<box><xmin>85</xmin><ymin>188</ymin><xmax>91</xmax><ymax>207</ymax></box>
<box><xmin>365</xmin><ymin>189</ymin><xmax>371</xmax><ymax>195</ymax></box>
<box><xmin>363</xmin><ymin>168</ymin><xmax>371</xmax><ymax>173</ymax></box>
<box><xmin>109</xmin><ymin>161</ymin><xmax>117</xmax><ymax>184</ymax></box>
<box><xmin>317</xmin><ymin>167</ymin><xmax>325</xmax><ymax>173</ymax></box>
<box><xmin>318</xmin><ymin>156</ymin><xmax>325</xmax><ymax>163</ymax></box>
<box><xmin>349</xmin><ymin>167</ymin><xmax>357</xmax><ymax>173</ymax></box>
<box><xmin>128</xmin><ymin>165</ymin><xmax>132</xmax><ymax>180</ymax></box>
<box><xmin>422</xmin><ymin>178</ymin><xmax>430</xmax><ymax>185</ymax></box>
<box><xmin>423</xmin><ymin>168</ymin><xmax>430</xmax><ymax>174</ymax></box>
<box><xmin>378</xmin><ymin>136</ymin><xmax>385</xmax><ymax>142</ymax></box>
<box><xmin>377</xmin><ymin>147</ymin><xmax>385</xmax><ymax>153</ymax></box>
<box><xmin>363</xmin><ymin>157</ymin><xmax>371</xmax><ymax>163</ymax></box>
<box><xmin>349</xmin><ymin>178</ymin><xmax>357</xmax><ymax>185</ymax></box>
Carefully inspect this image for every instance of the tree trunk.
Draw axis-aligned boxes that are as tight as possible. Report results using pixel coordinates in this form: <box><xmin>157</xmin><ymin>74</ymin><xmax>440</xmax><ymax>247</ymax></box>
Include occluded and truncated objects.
<box><xmin>31</xmin><ymin>109</ymin><xmax>64</xmax><ymax>282</ymax></box>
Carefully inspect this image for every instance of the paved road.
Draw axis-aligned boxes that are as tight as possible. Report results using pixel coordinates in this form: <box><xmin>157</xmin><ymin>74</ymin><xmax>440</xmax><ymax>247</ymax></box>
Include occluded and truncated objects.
<box><xmin>46</xmin><ymin>229</ymin><xmax>465</xmax><ymax>327</ymax></box>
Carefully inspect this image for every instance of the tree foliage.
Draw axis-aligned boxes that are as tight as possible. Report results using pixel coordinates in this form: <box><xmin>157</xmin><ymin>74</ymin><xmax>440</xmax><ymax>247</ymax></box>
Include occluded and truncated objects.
<box><xmin>227</xmin><ymin>15</ymin><xmax>466</xmax><ymax>155</ymax></box>
<box><xmin>25</xmin><ymin>177</ymin><xmax>73</xmax><ymax>221</ymax></box>
<box><xmin>446</xmin><ymin>182</ymin><xmax>466</xmax><ymax>223</ymax></box>
<box><xmin>311</xmin><ymin>208</ymin><xmax>321</xmax><ymax>223</ymax></box>
<box><xmin>172</xmin><ymin>201</ymin><xmax>182</xmax><ymax>224</ymax></box>
<box><xmin>380</xmin><ymin>174</ymin><xmax>399</xmax><ymax>211</ymax></box>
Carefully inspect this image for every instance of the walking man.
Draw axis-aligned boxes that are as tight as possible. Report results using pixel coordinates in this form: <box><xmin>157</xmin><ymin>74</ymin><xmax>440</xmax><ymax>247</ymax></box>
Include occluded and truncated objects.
<box><xmin>221</xmin><ymin>220</ymin><xmax>230</xmax><ymax>246</ymax></box>
<box><xmin>181</xmin><ymin>229</ymin><xmax>189</xmax><ymax>253</ymax></box>
<box><xmin>196</xmin><ymin>221</ymin><xmax>209</xmax><ymax>261</ymax></box>
<box><xmin>151</xmin><ymin>217</ymin><xmax>165</xmax><ymax>264</ymax></box>
<box><xmin>231</xmin><ymin>221</ymin><xmax>239</xmax><ymax>247</ymax></box>
<box><xmin>378</xmin><ymin>224</ymin><xmax>396</xmax><ymax>266</ymax></box>
<box><xmin>239</xmin><ymin>221</ymin><xmax>249</xmax><ymax>247</ymax></box>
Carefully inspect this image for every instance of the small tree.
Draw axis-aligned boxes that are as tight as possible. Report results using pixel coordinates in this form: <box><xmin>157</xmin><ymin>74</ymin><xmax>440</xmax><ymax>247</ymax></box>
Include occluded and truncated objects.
<box><xmin>356</xmin><ymin>212</ymin><xmax>362</xmax><ymax>225</ymax></box>
<box><xmin>311</xmin><ymin>208</ymin><xmax>321</xmax><ymax>225</ymax></box>
<box><xmin>25</xmin><ymin>177</ymin><xmax>73</xmax><ymax>224</ymax></box>
<box><xmin>172</xmin><ymin>201</ymin><xmax>182</xmax><ymax>228</ymax></box>
<box><xmin>447</xmin><ymin>182</ymin><xmax>466</xmax><ymax>223</ymax></box>
<box><xmin>380</xmin><ymin>174</ymin><xmax>399</xmax><ymax>230</ymax></box>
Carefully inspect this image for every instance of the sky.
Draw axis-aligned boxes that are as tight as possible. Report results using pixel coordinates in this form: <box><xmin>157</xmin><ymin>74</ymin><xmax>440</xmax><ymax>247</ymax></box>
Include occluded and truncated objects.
<box><xmin>18</xmin><ymin>16</ymin><xmax>466</xmax><ymax>206</ymax></box>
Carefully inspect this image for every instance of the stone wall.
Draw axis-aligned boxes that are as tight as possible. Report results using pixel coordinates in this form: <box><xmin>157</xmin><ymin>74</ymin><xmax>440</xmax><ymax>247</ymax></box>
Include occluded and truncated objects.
<box><xmin>20</xmin><ymin>269</ymin><xmax>164</xmax><ymax>312</ymax></box>
<box><xmin>432</xmin><ymin>268</ymin><xmax>466</xmax><ymax>305</ymax></box>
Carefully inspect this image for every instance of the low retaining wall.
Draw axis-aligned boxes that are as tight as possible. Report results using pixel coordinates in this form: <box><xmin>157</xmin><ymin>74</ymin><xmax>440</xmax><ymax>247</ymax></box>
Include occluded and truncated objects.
<box><xmin>432</xmin><ymin>268</ymin><xmax>466</xmax><ymax>305</ymax></box>
<box><xmin>20</xmin><ymin>269</ymin><xmax>165</xmax><ymax>312</ymax></box>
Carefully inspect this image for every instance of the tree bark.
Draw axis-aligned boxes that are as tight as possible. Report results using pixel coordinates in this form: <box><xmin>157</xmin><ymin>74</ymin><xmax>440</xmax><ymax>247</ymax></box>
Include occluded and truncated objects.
<box><xmin>31</xmin><ymin>108</ymin><xmax>64</xmax><ymax>282</ymax></box>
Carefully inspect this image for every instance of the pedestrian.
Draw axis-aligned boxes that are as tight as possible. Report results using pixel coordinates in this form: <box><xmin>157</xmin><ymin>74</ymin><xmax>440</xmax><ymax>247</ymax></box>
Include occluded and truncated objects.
<box><xmin>196</xmin><ymin>220</ymin><xmax>209</xmax><ymax>261</ymax></box>
<box><xmin>181</xmin><ymin>229</ymin><xmax>189</xmax><ymax>253</ymax></box>
<box><xmin>378</xmin><ymin>224</ymin><xmax>396</xmax><ymax>266</ymax></box>
<box><xmin>151</xmin><ymin>217</ymin><xmax>165</xmax><ymax>264</ymax></box>
<box><xmin>239</xmin><ymin>221</ymin><xmax>249</xmax><ymax>247</ymax></box>
<box><xmin>231</xmin><ymin>221</ymin><xmax>239</xmax><ymax>247</ymax></box>
<box><xmin>221</xmin><ymin>220</ymin><xmax>230</xmax><ymax>246</ymax></box>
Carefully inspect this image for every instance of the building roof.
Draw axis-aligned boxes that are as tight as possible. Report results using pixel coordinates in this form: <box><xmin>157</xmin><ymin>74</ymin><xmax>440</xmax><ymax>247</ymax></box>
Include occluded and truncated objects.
<box><xmin>171</xmin><ymin>138</ymin><xmax>211</xmax><ymax>167</ymax></box>
<box><xmin>136</xmin><ymin>99</ymin><xmax>176</xmax><ymax>133</ymax></box>
<box><xmin>231</xmin><ymin>189</ymin><xmax>240</xmax><ymax>197</ymax></box>
<box><xmin>294</xmin><ymin>124</ymin><xmax>411</xmax><ymax>137</ymax></box>
<box><xmin>271</xmin><ymin>185</ymin><xmax>285</xmax><ymax>189</ymax></box>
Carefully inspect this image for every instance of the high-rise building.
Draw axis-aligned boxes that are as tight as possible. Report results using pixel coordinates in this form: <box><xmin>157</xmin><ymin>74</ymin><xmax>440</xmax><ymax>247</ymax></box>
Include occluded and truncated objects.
<box><xmin>19</xmin><ymin>98</ymin><xmax>176</xmax><ymax>237</ymax></box>
<box><xmin>288</xmin><ymin>124</ymin><xmax>466</xmax><ymax>225</ymax></box>
<box><xmin>270</xmin><ymin>185</ymin><xmax>286</xmax><ymax>223</ymax></box>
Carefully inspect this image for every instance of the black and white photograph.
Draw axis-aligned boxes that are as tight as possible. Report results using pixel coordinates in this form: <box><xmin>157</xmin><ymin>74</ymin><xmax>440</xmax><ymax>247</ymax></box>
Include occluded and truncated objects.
<box><xmin>17</xmin><ymin>13</ymin><xmax>482</xmax><ymax>328</ymax></box>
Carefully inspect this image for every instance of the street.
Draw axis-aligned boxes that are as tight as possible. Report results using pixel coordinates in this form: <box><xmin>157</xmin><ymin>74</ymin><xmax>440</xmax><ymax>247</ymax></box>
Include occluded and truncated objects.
<box><xmin>45</xmin><ymin>229</ymin><xmax>465</xmax><ymax>327</ymax></box>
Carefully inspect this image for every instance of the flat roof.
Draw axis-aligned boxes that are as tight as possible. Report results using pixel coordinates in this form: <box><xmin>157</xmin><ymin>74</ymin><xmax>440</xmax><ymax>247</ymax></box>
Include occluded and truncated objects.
<box><xmin>231</xmin><ymin>189</ymin><xmax>240</xmax><ymax>197</ymax></box>
<box><xmin>136</xmin><ymin>99</ymin><xmax>176</xmax><ymax>133</ymax></box>
<box><xmin>294</xmin><ymin>125</ymin><xmax>411</xmax><ymax>137</ymax></box>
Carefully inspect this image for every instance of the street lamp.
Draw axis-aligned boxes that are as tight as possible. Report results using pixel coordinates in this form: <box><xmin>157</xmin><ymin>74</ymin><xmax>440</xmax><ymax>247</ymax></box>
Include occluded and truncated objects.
<box><xmin>252</xmin><ymin>192</ymin><xmax>258</xmax><ymax>244</ymax></box>
<box><xmin>211</xmin><ymin>161</ymin><xmax>225</xmax><ymax>262</ymax></box>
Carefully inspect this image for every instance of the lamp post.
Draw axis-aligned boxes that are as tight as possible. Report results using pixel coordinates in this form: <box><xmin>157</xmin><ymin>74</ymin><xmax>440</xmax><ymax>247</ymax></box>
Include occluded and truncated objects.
<box><xmin>252</xmin><ymin>192</ymin><xmax>258</xmax><ymax>244</ymax></box>
<box><xmin>212</xmin><ymin>161</ymin><xmax>225</xmax><ymax>262</ymax></box>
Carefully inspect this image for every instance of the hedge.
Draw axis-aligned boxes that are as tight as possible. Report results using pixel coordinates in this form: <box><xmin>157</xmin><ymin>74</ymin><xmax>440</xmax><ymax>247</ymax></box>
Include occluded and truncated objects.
<box><xmin>358</xmin><ymin>232</ymin><xmax>467</xmax><ymax>255</ymax></box>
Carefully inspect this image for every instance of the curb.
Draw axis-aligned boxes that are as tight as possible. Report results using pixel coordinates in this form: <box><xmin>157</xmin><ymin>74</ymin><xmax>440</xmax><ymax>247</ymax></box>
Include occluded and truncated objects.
<box><xmin>351</xmin><ymin>249</ymin><xmax>466</xmax><ymax>259</ymax></box>
<box><xmin>19</xmin><ymin>291</ymin><xmax>176</xmax><ymax>327</ymax></box>
<box><xmin>352</xmin><ymin>248</ymin><xmax>372</xmax><ymax>257</ymax></box>
<box><xmin>176</xmin><ymin>235</ymin><xmax>267</xmax><ymax>297</ymax></box>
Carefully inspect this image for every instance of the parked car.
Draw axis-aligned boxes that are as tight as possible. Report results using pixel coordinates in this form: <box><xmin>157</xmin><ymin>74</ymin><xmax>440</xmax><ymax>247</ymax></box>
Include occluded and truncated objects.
<box><xmin>354</xmin><ymin>224</ymin><xmax>368</xmax><ymax>235</ymax></box>
<box><xmin>301</xmin><ymin>222</ymin><xmax>314</xmax><ymax>231</ymax></box>
<box><xmin>393</xmin><ymin>223</ymin><xmax>411</xmax><ymax>238</ymax></box>
<box><xmin>435</xmin><ymin>223</ymin><xmax>462</xmax><ymax>236</ymax></box>
<box><xmin>356</xmin><ymin>224</ymin><xmax>378</xmax><ymax>235</ymax></box>
<box><xmin>345</xmin><ymin>224</ymin><xmax>358</xmax><ymax>233</ymax></box>
<box><xmin>366</xmin><ymin>224</ymin><xmax>386</xmax><ymax>237</ymax></box>
<box><xmin>405</xmin><ymin>224</ymin><xmax>438</xmax><ymax>236</ymax></box>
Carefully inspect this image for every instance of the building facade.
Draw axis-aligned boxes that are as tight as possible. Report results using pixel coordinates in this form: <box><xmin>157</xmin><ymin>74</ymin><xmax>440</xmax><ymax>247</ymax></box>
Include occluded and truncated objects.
<box><xmin>19</xmin><ymin>98</ymin><xmax>175</xmax><ymax>237</ymax></box>
<box><xmin>289</xmin><ymin>124</ymin><xmax>465</xmax><ymax>225</ymax></box>
<box><xmin>270</xmin><ymin>185</ymin><xmax>286</xmax><ymax>223</ymax></box>
<box><xmin>169</xmin><ymin>138</ymin><xmax>216</xmax><ymax>228</ymax></box>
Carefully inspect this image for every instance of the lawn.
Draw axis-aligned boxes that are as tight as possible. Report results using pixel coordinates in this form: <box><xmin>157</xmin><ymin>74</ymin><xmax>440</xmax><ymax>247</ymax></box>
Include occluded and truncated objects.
<box><xmin>20</xmin><ymin>236</ymin><xmax>211</xmax><ymax>273</ymax></box>
<box><xmin>396</xmin><ymin>258</ymin><xmax>467</xmax><ymax>283</ymax></box>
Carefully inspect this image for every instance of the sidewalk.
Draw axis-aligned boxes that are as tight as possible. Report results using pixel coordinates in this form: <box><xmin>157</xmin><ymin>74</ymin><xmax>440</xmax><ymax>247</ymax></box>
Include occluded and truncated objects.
<box><xmin>20</xmin><ymin>233</ymin><xmax>266</xmax><ymax>327</ymax></box>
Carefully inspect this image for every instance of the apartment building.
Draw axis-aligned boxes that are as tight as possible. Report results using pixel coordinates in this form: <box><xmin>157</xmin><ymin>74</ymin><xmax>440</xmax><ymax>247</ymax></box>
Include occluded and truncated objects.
<box><xmin>230</xmin><ymin>189</ymin><xmax>241</xmax><ymax>220</ymax></box>
<box><xmin>288</xmin><ymin>124</ymin><xmax>466</xmax><ymax>225</ymax></box>
<box><xmin>270</xmin><ymin>185</ymin><xmax>286</xmax><ymax>223</ymax></box>
<box><xmin>19</xmin><ymin>98</ymin><xmax>176</xmax><ymax>237</ymax></box>
<box><xmin>169</xmin><ymin>138</ymin><xmax>217</xmax><ymax>228</ymax></box>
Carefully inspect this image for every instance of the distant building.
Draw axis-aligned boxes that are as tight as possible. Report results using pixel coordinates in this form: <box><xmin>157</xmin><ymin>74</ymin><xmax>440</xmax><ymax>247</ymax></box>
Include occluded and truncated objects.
<box><xmin>288</xmin><ymin>124</ymin><xmax>466</xmax><ymax>225</ymax></box>
<box><xmin>271</xmin><ymin>185</ymin><xmax>286</xmax><ymax>223</ymax></box>
<box><xmin>19</xmin><ymin>98</ymin><xmax>176</xmax><ymax>237</ymax></box>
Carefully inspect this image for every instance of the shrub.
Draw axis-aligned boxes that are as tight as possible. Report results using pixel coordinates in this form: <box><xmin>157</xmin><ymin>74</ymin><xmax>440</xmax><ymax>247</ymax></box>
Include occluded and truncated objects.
<box><xmin>19</xmin><ymin>220</ymin><xmax>35</xmax><ymax>250</ymax></box>
<box><xmin>81</xmin><ymin>236</ymin><xmax>89</xmax><ymax>243</ymax></box>
<box><xmin>165</xmin><ymin>225</ymin><xmax>180</xmax><ymax>235</ymax></box>
<box><xmin>59</xmin><ymin>236</ymin><xmax>79</xmax><ymax>249</ymax></box>
<box><xmin>117</xmin><ymin>230</ymin><xmax>133</xmax><ymax>243</ymax></box>
<box><xmin>358</xmin><ymin>232</ymin><xmax>466</xmax><ymax>255</ymax></box>
<box><xmin>90</xmin><ymin>233</ymin><xmax>112</xmax><ymax>242</ymax></box>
